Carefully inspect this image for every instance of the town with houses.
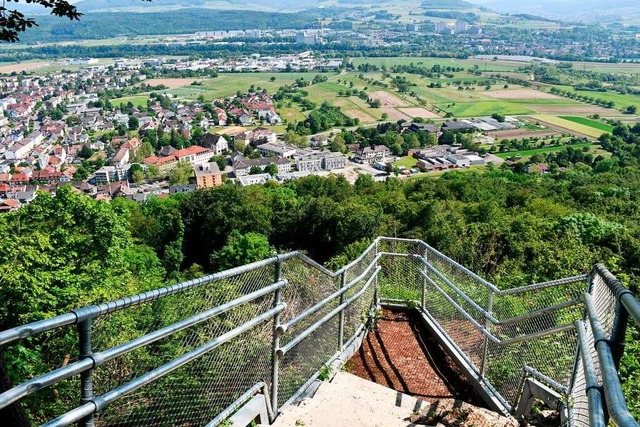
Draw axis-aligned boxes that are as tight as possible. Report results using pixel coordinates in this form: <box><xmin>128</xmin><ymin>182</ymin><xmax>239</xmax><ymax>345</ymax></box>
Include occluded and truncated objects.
<box><xmin>0</xmin><ymin>55</ymin><xmax>510</xmax><ymax>212</ymax></box>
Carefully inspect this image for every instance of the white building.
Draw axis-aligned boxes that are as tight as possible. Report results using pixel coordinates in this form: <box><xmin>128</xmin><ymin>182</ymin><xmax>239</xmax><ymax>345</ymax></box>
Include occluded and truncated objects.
<box><xmin>94</xmin><ymin>165</ymin><xmax>129</xmax><ymax>184</ymax></box>
<box><xmin>257</xmin><ymin>143</ymin><xmax>297</xmax><ymax>159</ymax></box>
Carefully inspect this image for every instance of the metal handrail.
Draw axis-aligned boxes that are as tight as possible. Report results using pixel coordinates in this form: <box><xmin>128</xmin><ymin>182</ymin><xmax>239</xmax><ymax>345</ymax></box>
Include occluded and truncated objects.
<box><xmin>43</xmin><ymin>303</ymin><xmax>287</xmax><ymax>427</ymax></box>
<box><xmin>583</xmin><ymin>292</ymin><xmax>640</xmax><ymax>427</ymax></box>
<box><xmin>277</xmin><ymin>255</ymin><xmax>381</xmax><ymax>334</ymax></box>
<box><xmin>575</xmin><ymin>320</ymin><xmax>606</xmax><ymax>427</ymax></box>
<box><xmin>0</xmin><ymin>254</ymin><xmax>292</xmax><ymax>347</ymax></box>
<box><xmin>277</xmin><ymin>267</ymin><xmax>380</xmax><ymax>356</ymax></box>
<box><xmin>419</xmin><ymin>269</ymin><xmax>576</xmax><ymax>346</ymax></box>
<box><xmin>0</xmin><ymin>280</ymin><xmax>288</xmax><ymax>411</ymax></box>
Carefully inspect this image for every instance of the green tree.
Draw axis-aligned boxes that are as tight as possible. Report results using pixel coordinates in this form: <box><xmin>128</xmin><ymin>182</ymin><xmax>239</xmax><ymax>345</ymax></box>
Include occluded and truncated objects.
<box><xmin>211</xmin><ymin>231</ymin><xmax>273</xmax><ymax>270</ymax></box>
<box><xmin>249</xmin><ymin>166</ymin><xmax>263</xmax><ymax>175</ymax></box>
<box><xmin>168</xmin><ymin>162</ymin><xmax>193</xmax><ymax>185</ymax></box>
<box><xmin>128</xmin><ymin>116</ymin><xmax>140</xmax><ymax>130</ymax></box>
<box><xmin>330</xmin><ymin>135</ymin><xmax>346</xmax><ymax>153</ymax></box>
<box><xmin>264</xmin><ymin>163</ymin><xmax>278</xmax><ymax>176</ymax></box>
<box><xmin>0</xmin><ymin>186</ymin><xmax>158</xmax><ymax>424</ymax></box>
<box><xmin>283</xmin><ymin>131</ymin><xmax>308</xmax><ymax>148</ymax></box>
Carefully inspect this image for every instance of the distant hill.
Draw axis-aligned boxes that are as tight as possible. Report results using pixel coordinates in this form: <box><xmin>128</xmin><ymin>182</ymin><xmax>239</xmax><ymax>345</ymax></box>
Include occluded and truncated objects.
<box><xmin>467</xmin><ymin>0</ymin><xmax>640</xmax><ymax>23</ymax></box>
<box><xmin>421</xmin><ymin>0</ymin><xmax>474</xmax><ymax>9</ymax></box>
<box><xmin>73</xmin><ymin>0</ymin><xmax>321</xmax><ymax>13</ymax></box>
<box><xmin>16</xmin><ymin>8</ymin><xmax>325</xmax><ymax>43</ymax></box>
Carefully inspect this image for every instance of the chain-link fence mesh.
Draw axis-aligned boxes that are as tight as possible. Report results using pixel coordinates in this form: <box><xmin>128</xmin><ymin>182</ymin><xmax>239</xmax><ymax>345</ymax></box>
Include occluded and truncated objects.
<box><xmin>567</xmin><ymin>269</ymin><xmax>616</xmax><ymax>427</ymax></box>
<box><xmin>276</xmin><ymin>255</ymin><xmax>341</xmax><ymax>408</ymax></box>
<box><xmin>92</xmin><ymin>263</ymin><xmax>278</xmax><ymax>426</ymax></box>
<box><xmin>1</xmin><ymin>238</ymin><xmax>635</xmax><ymax>427</ymax></box>
<box><xmin>0</xmin><ymin>324</ymin><xmax>82</xmax><ymax>425</ymax></box>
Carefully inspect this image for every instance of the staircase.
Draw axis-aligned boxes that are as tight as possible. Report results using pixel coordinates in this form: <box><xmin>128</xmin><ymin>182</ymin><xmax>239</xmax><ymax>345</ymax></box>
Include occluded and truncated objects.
<box><xmin>0</xmin><ymin>237</ymin><xmax>638</xmax><ymax>427</ymax></box>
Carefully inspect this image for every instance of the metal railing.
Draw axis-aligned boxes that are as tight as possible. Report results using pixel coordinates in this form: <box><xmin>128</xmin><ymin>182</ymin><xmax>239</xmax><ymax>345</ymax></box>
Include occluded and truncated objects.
<box><xmin>0</xmin><ymin>237</ymin><xmax>638</xmax><ymax>426</ymax></box>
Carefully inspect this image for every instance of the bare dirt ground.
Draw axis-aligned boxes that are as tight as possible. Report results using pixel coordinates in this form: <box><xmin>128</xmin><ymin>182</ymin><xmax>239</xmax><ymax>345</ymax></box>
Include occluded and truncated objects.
<box><xmin>488</xmin><ymin>129</ymin><xmax>560</xmax><ymax>139</ymax></box>
<box><xmin>484</xmin><ymin>89</ymin><xmax>560</xmax><ymax>100</ymax></box>
<box><xmin>0</xmin><ymin>62</ymin><xmax>50</xmax><ymax>73</ymax></box>
<box><xmin>346</xmin><ymin>308</ymin><xmax>484</xmax><ymax>404</ymax></box>
<box><xmin>399</xmin><ymin>107</ymin><xmax>441</xmax><ymax>119</ymax></box>
<box><xmin>213</xmin><ymin>126</ymin><xmax>247</xmax><ymax>135</ymax></box>
<box><xmin>144</xmin><ymin>78</ymin><xmax>206</xmax><ymax>88</ymax></box>
<box><xmin>369</xmin><ymin>91</ymin><xmax>410</xmax><ymax>107</ymax></box>
<box><xmin>381</xmin><ymin>107</ymin><xmax>413</xmax><ymax>121</ymax></box>
<box><xmin>344</xmin><ymin>109</ymin><xmax>377</xmax><ymax>123</ymax></box>
<box><xmin>524</xmin><ymin>104</ymin><xmax>614</xmax><ymax>116</ymax></box>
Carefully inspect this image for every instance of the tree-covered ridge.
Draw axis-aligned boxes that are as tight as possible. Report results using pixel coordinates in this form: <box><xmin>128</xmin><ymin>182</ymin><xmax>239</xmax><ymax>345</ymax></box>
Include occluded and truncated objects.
<box><xmin>13</xmin><ymin>8</ymin><xmax>326</xmax><ymax>43</ymax></box>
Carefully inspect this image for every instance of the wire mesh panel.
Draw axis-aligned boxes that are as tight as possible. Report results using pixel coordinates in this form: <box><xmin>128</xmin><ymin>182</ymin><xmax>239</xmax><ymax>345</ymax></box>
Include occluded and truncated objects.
<box><xmin>486</xmin><ymin>328</ymin><xmax>579</xmax><ymax>405</ymax></box>
<box><xmin>567</xmin><ymin>270</ymin><xmax>616</xmax><ymax>427</ymax></box>
<box><xmin>276</xmin><ymin>256</ymin><xmax>342</xmax><ymax>407</ymax></box>
<box><xmin>91</xmin><ymin>264</ymin><xmax>278</xmax><ymax>426</ymax></box>
<box><xmin>0</xmin><ymin>324</ymin><xmax>82</xmax><ymax>425</ymax></box>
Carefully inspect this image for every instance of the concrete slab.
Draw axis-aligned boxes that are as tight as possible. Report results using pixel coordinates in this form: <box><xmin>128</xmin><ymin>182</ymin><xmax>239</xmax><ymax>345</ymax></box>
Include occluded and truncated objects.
<box><xmin>272</xmin><ymin>372</ymin><xmax>426</xmax><ymax>427</ymax></box>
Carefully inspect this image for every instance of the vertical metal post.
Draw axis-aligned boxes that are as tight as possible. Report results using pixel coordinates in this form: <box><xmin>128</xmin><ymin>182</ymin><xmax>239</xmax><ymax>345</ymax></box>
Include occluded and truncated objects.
<box><xmin>338</xmin><ymin>270</ymin><xmax>347</xmax><ymax>350</ymax></box>
<box><xmin>373</xmin><ymin>240</ymin><xmax>380</xmax><ymax>308</ymax></box>
<box><xmin>480</xmin><ymin>289</ymin><xmax>493</xmax><ymax>378</ymax></box>
<box><xmin>271</xmin><ymin>258</ymin><xmax>283</xmax><ymax>420</ymax></box>
<box><xmin>420</xmin><ymin>242</ymin><xmax>428</xmax><ymax>310</ymax></box>
<box><xmin>78</xmin><ymin>318</ymin><xmax>95</xmax><ymax>427</ymax></box>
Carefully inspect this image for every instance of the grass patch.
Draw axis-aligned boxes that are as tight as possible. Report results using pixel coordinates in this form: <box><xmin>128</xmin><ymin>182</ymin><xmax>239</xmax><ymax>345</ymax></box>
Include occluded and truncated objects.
<box><xmin>110</xmin><ymin>95</ymin><xmax>151</xmax><ymax>107</ymax></box>
<box><xmin>349</xmin><ymin>57</ymin><xmax>522</xmax><ymax>72</ymax></box>
<box><xmin>558</xmin><ymin>116</ymin><xmax>614</xmax><ymax>132</ymax></box>
<box><xmin>393</xmin><ymin>156</ymin><xmax>418</xmax><ymax>169</ymax></box>
<box><xmin>436</xmin><ymin>101</ymin><xmax>533</xmax><ymax>117</ymax></box>
<box><xmin>494</xmin><ymin>143</ymin><xmax>595</xmax><ymax>160</ymax></box>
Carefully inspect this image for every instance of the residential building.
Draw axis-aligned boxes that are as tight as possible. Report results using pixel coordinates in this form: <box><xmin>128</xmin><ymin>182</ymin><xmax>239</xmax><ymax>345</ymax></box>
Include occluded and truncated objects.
<box><xmin>233</xmin><ymin>157</ymin><xmax>292</xmax><ymax>177</ymax></box>
<box><xmin>174</xmin><ymin>146</ymin><xmax>214</xmax><ymax>166</ymax></box>
<box><xmin>202</xmin><ymin>133</ymin><xmax>229</xmax><ymax>155</ymax></box>
<box><xmin>322</xmin><ymin>152</ymin><xmax>348</xmax><ymax>170</ymax></box>
<box><xmin>238</xmin><ymin>173</ymin><xmax>272</xmax><ymax>186</ymax></box>
<box><xmin>295</xmin><ymin>155</ymin><xmax>323</xmax><ymax>172</ymax></box>
<box><xmin>194</xmin><ymin>162</ymin><xmax>223</xmax><ymax>189</ymax></box>
<box><xmin>354</xmin><ymin>145</ymin><xmax>391</xmax><ymax>164</ymax></box>
<box><xmin>94</xmin><ymin>166</ymin><xmax>129</xmax><ymax>184</ymax></box>
<box><xmin>455</xmin><ymin>20</ymin><xmax>468</xmax><ymax>33</ymax></box>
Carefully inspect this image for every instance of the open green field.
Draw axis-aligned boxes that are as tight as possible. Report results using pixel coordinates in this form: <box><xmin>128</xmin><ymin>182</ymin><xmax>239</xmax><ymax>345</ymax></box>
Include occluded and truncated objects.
<box><xmin>437</xmin><ymin>101</ymin><xmax>534</xmax><ymax>117</ymax></box>
<box><xmin>394</xmin><ymin>156</ymin><xmax>418</xmax><ymax>169</ymax></box>
<box><xmin>569</xmin><ymin>62</ymin><xmax>640</xmax><ymax>74</ymax></box>
<box><xmin>179</xmin><ymin>73</ymin><xmax>330</xmax><ymax>100</ymax></box>
<box><xmin>407</xmin><ymin>165</ymin><xmax>488</xmax><ymax>179</ymax></box>
<box><xmin>552</xmin><ymin>85</ymin><xmax>640</xmax><ymax>109</ymax></box>
<box><xmin>559</xmin><ymin>116</ymin><xmax>614</xmax><ymax>133</ymax></box>
<box><xmin>100</xmin><ymin>65</ymin><xmax>638</xmax><ymax>130</ymax></box>
<box><xmin>349</xmin><ymin>57</ymin><xmax>522</xmax><ymax>73</ymax></box>
<box><xmin>111</xmin><ymin>95</ymin><xmax>151</xmax><ymax>107</ymax></box>
<box><xmin>494</xmin><ymin>143</ymin><xmax>596</xmax><ymax>160</ymax></box>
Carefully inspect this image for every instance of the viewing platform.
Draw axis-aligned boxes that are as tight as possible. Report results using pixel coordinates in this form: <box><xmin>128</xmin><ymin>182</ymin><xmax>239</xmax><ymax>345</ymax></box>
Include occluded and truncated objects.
<box><xmin>0</xmin><ymin>237</ymin><xmax>639</xmax><ymax>427</ymax></box>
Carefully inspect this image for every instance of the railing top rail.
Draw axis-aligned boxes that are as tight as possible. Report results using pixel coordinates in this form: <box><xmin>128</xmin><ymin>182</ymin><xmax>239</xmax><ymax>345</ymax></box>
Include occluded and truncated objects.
<box><xmin>583</xmin><ymin>292</ymin><xmax>640</xmax><ymax>427</ymax></box>
<box><xmin>593</xmin><ymin>263</ymin><xmax>640</xmax><ymax>327</ymax></box>
<box><xmin>0</xmin><ymin>253</ymin><xmax>294</xmax><ymax>347</ymax></box>
<box><xmin>0</xmin><ymin>236</ymin><xmax>590</xmax><ymax>350</ymax></box>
